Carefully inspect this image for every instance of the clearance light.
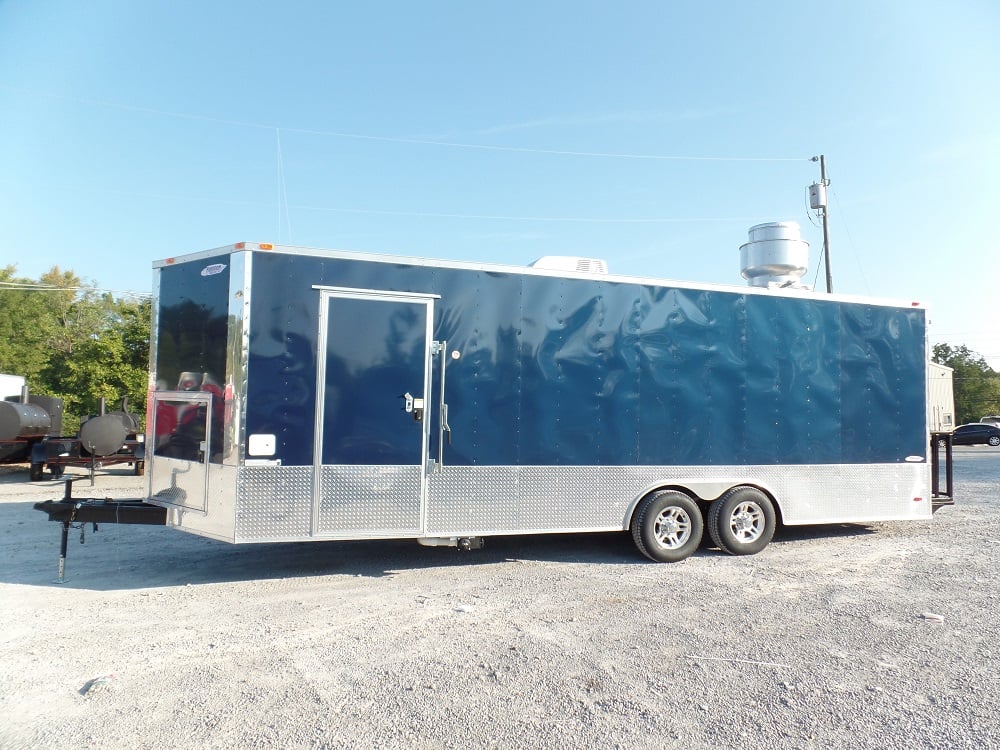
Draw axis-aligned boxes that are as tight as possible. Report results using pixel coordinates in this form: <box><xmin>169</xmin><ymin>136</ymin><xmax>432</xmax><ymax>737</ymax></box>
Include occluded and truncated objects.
<box><xmin>259</xmin><ymin>243</ymin><xmax>273</xmax><ymax>250</ymax></box>
<box><xmin>234</xmin><ymin>242</ymin><xmax>246</xmax><ymax>250</ymax></box>
<box><xmin>913</xmin><ymin>497</ymin><xmax>923</xmax><ymax>502</ymax></box>
<box><xmin>165</xmin><ymin>258</ymin><xmax>175</xmax><ymax>264</ymax></box>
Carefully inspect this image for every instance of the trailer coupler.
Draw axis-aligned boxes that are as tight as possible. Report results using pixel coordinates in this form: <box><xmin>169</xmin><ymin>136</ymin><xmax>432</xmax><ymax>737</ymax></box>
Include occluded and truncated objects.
<box><xmin>33</xmin><ymin>477</ymin><xmax>167</xmax><ymax>583</ymax></box>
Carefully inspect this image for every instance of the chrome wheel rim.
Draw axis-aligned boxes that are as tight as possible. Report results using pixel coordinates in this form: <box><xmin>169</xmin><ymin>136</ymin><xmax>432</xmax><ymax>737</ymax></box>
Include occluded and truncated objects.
<box><xmin>729</xmin><ymin>501</ymin><xmax>765</xmax><ymax>543</ymax></box>
<box><xmin>653</xmin><ymin>506</ymin><xmax>693</xmax><ymax>549</ymax></box>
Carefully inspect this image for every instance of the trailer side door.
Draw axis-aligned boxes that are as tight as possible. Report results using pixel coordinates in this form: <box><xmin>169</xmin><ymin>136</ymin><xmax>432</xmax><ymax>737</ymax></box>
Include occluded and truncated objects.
<box><xmin>312</xmin><ymin>288</ymin><xmax>437</xmax><ymax>537</ymax></box>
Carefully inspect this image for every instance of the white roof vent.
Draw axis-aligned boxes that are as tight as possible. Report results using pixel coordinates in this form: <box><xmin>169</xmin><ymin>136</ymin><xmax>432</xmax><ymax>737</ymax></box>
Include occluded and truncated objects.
<box><xmin>530</xmin><ymin>256</ymin><xmax>609</xmax><ymax>274</ymax></box>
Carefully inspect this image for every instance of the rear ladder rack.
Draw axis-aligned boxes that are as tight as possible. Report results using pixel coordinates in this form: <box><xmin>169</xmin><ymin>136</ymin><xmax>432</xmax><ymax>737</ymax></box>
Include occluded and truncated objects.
<box><xmin>930</xmin><ymin>432</ymin><xmax>954</xmax><ymax>512</ymax></box>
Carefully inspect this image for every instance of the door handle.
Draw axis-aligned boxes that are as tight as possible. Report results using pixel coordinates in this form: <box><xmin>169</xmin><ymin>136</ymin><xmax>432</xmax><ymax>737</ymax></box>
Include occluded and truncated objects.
<box><xmin>434</xmin><ymin>341</ymin><xmax>457</xmax><ymax>466</ymax></box>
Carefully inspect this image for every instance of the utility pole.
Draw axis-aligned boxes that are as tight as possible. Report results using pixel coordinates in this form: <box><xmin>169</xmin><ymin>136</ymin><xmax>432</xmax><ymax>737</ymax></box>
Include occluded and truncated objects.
<box><xmin>809</xmin><ymin>155</ymin><xmax>833</xmax><ymax>293</ymax></box>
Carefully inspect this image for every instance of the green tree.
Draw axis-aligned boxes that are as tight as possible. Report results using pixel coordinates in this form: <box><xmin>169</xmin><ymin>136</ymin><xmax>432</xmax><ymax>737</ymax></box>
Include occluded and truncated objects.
<box><xmin>0</xmin><ymin>265</ymin><xmax>63</xmax><ymax>384</ymax></box>
<box><xmin>0</xmin><ymin>266</ymin><xmax>151</xmax><ymax>434</ymax></box>
<box><xmin>932</xmin><ymin>344</ymin><xmax>1000</xmax><ymax>425</ymax></box>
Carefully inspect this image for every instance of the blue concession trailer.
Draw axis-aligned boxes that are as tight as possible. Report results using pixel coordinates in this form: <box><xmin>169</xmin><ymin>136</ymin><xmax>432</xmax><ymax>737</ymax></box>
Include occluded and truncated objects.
<box><xmin>145</xmin><ymin>242</ymin><xmax>939</xmax><ymax>562</ymax></box>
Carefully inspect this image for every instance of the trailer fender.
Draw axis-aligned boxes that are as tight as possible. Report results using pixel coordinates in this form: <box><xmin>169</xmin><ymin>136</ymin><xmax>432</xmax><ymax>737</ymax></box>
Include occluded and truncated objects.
<box><xmin>623</xmin><ymin>484</ymin><xmax>698</xmax><ymax>530</ymax></box>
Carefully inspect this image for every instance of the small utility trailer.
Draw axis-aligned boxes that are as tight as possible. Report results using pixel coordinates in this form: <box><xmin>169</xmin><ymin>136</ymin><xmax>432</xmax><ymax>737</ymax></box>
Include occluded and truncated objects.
<box><xmin>1</xmin><ymin>383</ymin><xmax>145</xmax><ymax>481</ymax></box>
<box><xmin>36</xmin><ymin>237</ymin><xmax>954</xmax><ymax>570</ymax></box>
<box><xmin>27</xmin><ymin>404</ymin><xmax>145</xmax><ymax>482</ymax></box>
<box><xmin>28</xmin><ymin>433</ymin><xmax>145</xmax><ymax>481</ymax></box>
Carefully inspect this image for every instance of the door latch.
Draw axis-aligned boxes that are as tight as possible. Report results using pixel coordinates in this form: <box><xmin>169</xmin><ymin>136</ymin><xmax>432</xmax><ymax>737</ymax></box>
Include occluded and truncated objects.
<box><xmin>400</xmin><ymin>392</ymin><xmax>424</xmax><ymax>422</ymax></box>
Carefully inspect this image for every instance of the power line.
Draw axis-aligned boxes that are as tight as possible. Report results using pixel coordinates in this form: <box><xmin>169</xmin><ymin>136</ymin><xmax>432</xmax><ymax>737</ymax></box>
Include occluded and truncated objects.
<box><xmin>0</xmin><ymin>179</ymin><xmax>788</xmax><ymax>225</ymax></box>
<box><xmin>285</xmin><ymin>127</ymin><xmax>809</xmax><ymax>162</ymax></box>
<box><xmin>829</xmin><ymin>187</ymin><xmax>870</xmax><ymax>296</ymax></box>
<box><xmin>291</xmin><ymin>203</ymin><xmax>784</xmax><ymax>224</ymax></box>
<box><xmin>0</xmin><ymin>282</ymin><xmax>150</xmax><ymax>298</ymax></box>
<box><xmin>0</xmin><ymin>84</ymin><xmax>810</xmax><ymax>164</ymax></box>
<box><xmin>275</xmin><ymin>128</ymin><xmax>292</xmax><ymax>243</ymax></box>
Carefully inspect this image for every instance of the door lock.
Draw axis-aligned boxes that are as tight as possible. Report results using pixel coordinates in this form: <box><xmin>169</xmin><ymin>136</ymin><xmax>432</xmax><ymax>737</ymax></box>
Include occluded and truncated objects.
<box><xmin>400</xmin><ymin>392</ymin><xmax>424</xmax><ymax>422</ymax></box>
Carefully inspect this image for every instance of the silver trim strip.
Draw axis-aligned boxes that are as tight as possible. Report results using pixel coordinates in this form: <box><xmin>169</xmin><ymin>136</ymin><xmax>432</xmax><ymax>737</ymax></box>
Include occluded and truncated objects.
<box><xmin>152</xmin><ymin>243</ymin><xmax>925</xmax><ymax>310</ymax></box>
<box><xmin>311</xmin><ymin>285</ymin><xmax>440</xmax><ymax>301</ymax></box>
<box><xmin>226</xmin><ymin>250</ymin><xmax>251</xmax><ymax>467</ymax></box>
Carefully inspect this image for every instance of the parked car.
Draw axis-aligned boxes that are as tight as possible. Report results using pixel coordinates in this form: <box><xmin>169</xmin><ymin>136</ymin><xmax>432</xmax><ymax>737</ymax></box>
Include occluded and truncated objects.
<box><xmin>951</xmin><ymin>423</ymin><xmax>1000</xmax><ymax>447</ymax></box>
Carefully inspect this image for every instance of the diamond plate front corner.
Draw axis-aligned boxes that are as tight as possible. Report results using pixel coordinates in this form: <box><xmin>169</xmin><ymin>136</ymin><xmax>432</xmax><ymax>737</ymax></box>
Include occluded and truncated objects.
<box><xmin>236</xmin><ymin>465</ymin><xmax>313</xmax><ymax>541</ymax></box>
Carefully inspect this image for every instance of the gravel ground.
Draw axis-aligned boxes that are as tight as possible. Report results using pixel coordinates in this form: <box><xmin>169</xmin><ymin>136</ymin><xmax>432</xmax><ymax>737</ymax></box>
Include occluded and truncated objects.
<box><xmin>1</xmin><ymin>449</ymin><xmax>998</xmax><ymax>750</ymax></box>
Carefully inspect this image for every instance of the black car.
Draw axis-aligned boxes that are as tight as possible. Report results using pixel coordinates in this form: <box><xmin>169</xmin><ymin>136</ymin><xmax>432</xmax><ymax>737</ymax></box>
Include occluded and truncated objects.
<box><xmin>951</xmin><ymin>423</ymin><xmax>1000</xmax><ymax>447</ymax></box>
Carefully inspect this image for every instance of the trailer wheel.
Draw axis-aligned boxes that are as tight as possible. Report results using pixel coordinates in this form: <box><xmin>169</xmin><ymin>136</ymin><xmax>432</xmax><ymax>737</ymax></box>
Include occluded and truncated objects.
<box><xmin>134</xmin><ymin>460</ymin><xmax>145</xmax><ymax>476</ymax></box>
<box><xmin>708</xmin><ymin>486</ymin><xmax>776</xmax><ymax>556</ymax></box>
<box><xmin>29</xmin><ymin>463</ymin><xmax>44</xmax><ymax>481</ymax></box>
<box><xmin>631</xmin><ymin>490</ymin><xmax>703</xmax><ymax>563</ymax></box>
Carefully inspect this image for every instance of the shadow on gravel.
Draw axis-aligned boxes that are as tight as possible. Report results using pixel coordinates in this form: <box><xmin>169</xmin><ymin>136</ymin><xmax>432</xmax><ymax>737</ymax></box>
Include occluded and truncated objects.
<box><xmin>772</xmin><ymin>523</ymin><xmax>876</xmax><ymax>544</ymax></box>
<box><xmin>0</xmin><ymin>465</ymin><xmax>43</xmax><ymax>485</ymax></box>
<box><xmin>8</xmin><ymin>508</ymin><xmax>652</xmax><ymax>591</ymax></box>
<box><xmin>9</xmin><ymin>499</ymin><xmax>885</xmax><ymax>592</ymax></box>
<box><xmin>0</xmin><ymin>464</ymin><xmax>138</xmax><ymax>486</ymax></box>
<box><xmin>7</xmin><ymin>452</ymin><xmax>992</xmax><ymax>592</ymax></box>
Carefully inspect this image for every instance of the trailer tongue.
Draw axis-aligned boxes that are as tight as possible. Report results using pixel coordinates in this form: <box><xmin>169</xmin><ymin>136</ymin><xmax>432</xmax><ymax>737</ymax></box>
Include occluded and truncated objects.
<box><xmin>34</xmin><ymin>478</ymin><xmax>166</xmax><ymax>583</ymax></box>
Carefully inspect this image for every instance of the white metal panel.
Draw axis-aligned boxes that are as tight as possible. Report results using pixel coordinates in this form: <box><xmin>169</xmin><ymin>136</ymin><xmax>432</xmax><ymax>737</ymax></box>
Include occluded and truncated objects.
<box><xmin>228</xmin><ymin>462</ymin><xmax>932</xmax><ymax>543</ymax></box>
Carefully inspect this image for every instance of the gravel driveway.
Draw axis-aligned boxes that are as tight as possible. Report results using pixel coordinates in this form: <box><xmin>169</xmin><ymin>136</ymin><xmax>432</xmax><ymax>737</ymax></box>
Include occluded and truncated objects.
<box><xmin>1</xmin><ymin>449</ymin><xmax>998</xmax><ymax>749</ymax></box>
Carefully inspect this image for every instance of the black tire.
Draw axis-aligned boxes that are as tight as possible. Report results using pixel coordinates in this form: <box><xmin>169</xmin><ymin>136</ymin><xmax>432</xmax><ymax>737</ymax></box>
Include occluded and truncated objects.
<box><xmin>29</xmin><ymin>463</ymin><xmax>44</xmax><ymax>482</ymax></box>
<box><xmin>989</xmin><ymin>436</ymin><xmax>1000</xmax><ymax>447</ymax></box>
<box><xmin>134</xmin><ymin>460</ymin><xmax>145</xmax><ymax>476</ymax></box>
<box><xmin>631</xmin><ymin>490</ymin><xmax>704</xmax><ymax>563</ymax></box>
<box><xmin>707</xmin><ymin>486</ymin><xmax>776</xmax><ymax>556</ymax></box>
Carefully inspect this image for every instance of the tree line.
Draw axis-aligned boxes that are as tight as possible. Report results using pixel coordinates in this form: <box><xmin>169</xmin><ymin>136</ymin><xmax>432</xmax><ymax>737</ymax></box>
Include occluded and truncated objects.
<box><xmin>2</xmin><ymin>265</ymin><xmax>998</xmax><ymax>435</ymax></box>
<box><xmin>932</xmin><ymin>344</ymin><xmax>1000</xmax><ymax>425</ymax></box>
<box><xmin>0</xmin><ymin>266</ymin><xmax>150</xmax><ymax>434</ymax></box>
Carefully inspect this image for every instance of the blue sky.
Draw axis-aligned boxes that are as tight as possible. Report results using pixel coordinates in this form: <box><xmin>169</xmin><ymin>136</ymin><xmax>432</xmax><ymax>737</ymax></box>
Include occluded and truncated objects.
<box><xmin>1</xmin><ymin>0</ymin><xmax>998</xmax><ymax>369</ymax></box>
